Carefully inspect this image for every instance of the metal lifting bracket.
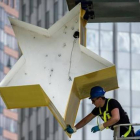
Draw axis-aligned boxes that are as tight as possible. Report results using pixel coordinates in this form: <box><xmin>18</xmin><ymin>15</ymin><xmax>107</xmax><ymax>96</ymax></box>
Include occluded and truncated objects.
<box><xmin>75</xmin><ymin>0</ymin><xmax>95</xmax><ymax>20</ymax></box>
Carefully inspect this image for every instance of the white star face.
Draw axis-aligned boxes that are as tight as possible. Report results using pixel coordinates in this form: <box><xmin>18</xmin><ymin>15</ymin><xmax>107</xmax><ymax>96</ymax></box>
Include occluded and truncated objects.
<box><xmin>0</xmin><ymin>4</ymin><xmax>118</xmax><ymax>136</ymax></box>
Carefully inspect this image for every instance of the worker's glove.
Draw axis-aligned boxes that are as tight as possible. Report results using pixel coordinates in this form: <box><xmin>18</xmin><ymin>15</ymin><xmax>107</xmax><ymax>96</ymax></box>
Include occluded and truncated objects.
<box><xmin>65</xmin><ymin>125</ymin><xmax>77</xmax><ymax>134</ymax></box>
<box><xmin>91</xmin><ymin>124</ymin><xmax>105</xmax><ymax>133</ymax></box>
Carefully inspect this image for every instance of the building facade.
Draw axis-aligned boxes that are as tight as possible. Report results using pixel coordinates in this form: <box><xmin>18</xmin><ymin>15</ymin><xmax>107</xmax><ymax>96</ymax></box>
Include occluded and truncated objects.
<box><xmin>12</xmin><ymin>0</ymin><xmax>140</xmax><ymax>140</ymax></box>
<box><xmin>0</xmin><ymin>0</ymin><xmax>19</xmax><ymax>140</ymax></box>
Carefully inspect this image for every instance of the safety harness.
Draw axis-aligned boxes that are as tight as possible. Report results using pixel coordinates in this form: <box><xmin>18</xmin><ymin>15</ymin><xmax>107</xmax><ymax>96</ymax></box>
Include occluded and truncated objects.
<box><xmin>97</xmin><ymin>98</ymin><xmax>132</xmax><ymax>137</ymax></box>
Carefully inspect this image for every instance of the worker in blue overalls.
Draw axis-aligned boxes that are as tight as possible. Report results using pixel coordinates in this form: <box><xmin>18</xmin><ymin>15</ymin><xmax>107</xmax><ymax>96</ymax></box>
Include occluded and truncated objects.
<box><xmin>65</xmin><ymin>86</ymin><xmax>135</xmax><ymax>138</ymax></box>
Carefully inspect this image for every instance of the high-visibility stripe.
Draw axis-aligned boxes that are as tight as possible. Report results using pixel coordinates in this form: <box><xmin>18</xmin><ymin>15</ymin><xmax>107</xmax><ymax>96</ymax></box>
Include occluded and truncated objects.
<box><xmin>123</xmin><ymin>126</ymin><xmax>132</xmax><ymax>137</ymax></box>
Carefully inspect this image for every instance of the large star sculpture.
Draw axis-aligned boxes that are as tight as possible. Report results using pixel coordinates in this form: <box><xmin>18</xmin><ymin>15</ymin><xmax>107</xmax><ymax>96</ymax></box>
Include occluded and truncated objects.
<box><xmin>0</xmin><ymin>4</ymin><xmax>118</xmax><ymax>137</ymax></box>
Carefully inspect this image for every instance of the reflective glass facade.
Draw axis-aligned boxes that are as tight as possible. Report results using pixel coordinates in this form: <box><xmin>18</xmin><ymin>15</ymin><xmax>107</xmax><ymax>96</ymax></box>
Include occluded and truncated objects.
<box><xmin>0</xmin><ymin>0</ymin><xmax>19</xmax><ymax>140</ymax></box>
<box><xmin>73</xmin><ymin>22</ymin><xmax>140</xmax><ymax>140</ymax></box>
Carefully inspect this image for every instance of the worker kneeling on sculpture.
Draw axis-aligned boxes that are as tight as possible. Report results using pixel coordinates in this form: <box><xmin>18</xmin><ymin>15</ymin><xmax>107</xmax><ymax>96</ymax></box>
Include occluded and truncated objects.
<box><xmin>65</xmin><ymin>86</ymin><xmax>135</xmax><ymax>138</ymax></box>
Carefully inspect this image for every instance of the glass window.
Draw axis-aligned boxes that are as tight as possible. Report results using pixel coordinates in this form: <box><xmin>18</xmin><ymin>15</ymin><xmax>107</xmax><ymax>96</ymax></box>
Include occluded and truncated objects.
<box><xmin>0</xmin><ymin>42</ymin><xmax>4</xmax><ymax>50</ymax></box>
<box><xmin>117</xmin><ymin>52</ymin><xmax>130</xmax><ymax>69</ymax></box>
<box><xmin>37</xmin><ymin>0</ymin><xmax>41</xmax><ymax>6</ymax></box>
<box><xmin>21</xmin><ymin>137</ymin><xmax>25</xmax><ymax>140</ymax></box>
<box><xmin>4</xmin><ymin>0</ymin><xmax>8</xmax><ymax>5</ymax></box>
<box><xmin>0</xmin><ymin>7</ymin><xmax>5</xmax><ymax>22</ymax></box>
<box><xmin>37</xmin><ymin>20</ymin><xmax>41</xmax><ymax>27</ymax></box>
<box><xmin>29</xmin><ymin>108</ymin><xmax>33</xmax><ymax>117</ymax></box>
<box><xmin>0</xmin><ymin>71</ymin><xmax>5</xmax><ymax>82</ymax></box>
<box><xmin>0</xmin><ymin>22</ymin><xmax>4</xmax><ymax>29</ymax></box>
<box><xmin>15</xmin><ymin>0</ymin><xmax>19</xmax><ymax>11</ymax></box>
<box><xmin>86</xmin><ymin>29</ymin><xmax>99</xmax><ymax>53</ymax></box>
<box><xmin>101</xmin><ymin>129</ymin><xmax>113</xmax><ymax>140</ymax></box>
<box><xmin>117</xmin><ymin>89</ymin><xmax>130</xmax><ymax>106</ymax></box>
<box><xmin>0</xmin><ymin>63</ymin><xmax>4</xmax><ymax>72</ymax></box>
<box><xmin>0</xmin><ymin>29</ymin><xmax>4</xmax><ymax>41</ymax></box>
<box><xmin>131</xmin><ymin>23</ymin><xmax>140</xmax><ymax>33</ymax></box>
<box><xmin>105</xmin><ymin>90</ymin><xmax>114</xmax><ymax>98</ymax></box>
<box><xmin>117</xmin><ymin>32</ymin><xmax>130</xmax><ymax>52</ymax></box>
<box><xmin>0</xmin><ymin>50</ymin><xmax>4</xmax><ymax>63</ymax></box>
<box><xmin>21</xmin><ymin>109</ymin><xmax>25</xmax><ymax>122</ymax></box>
<box><xmin>29</xmin><ymin>131</ymin><xmax>33</xmax><ymax>140</ymax></box>
<box><xmin>45</xmin><ymin>118</ymin><xmax>49</xmax><ymax>139</ymax></box>
<box><xmin>54</xmin><ymin>117</ymin><xmax>58</xmax><ymax>133</ymax></box>
<box><xmin>63</xmin><ymin>0</ymin><xmax>67</xmax><ymax>15</ymax></box>
<box><xmin>132</xmin><ymin>91</ymin><xmax>140</xmax><ymax>107</ymax></box>
<box><xmin>131</xmin><ymin>33</ymin><xmax>140</xmax><ymax>54</ymax></box>
<box><xmin>37</xmin><ymin>124</ymin><xmax>41</xmax><ymax>140</ymax></box>
<box><xmin>132</xmin><ymin>108</ymin><xmax>140</xmax><ymax>124</ymax></box>
<box><xmin>45</xmin><ymin>11</ymin><xmax>49</xmax><ymax>29</ymax></box>
<box><xmin>100</xmin><ymin>31</ymin><xmax>113</xmax><ymax>51</ymax></box>
<box><xmin>117</xmin><ymin>23</ymin><xmax>130</xmax><ymax>32</ymax></box>
<box><xmin>86</xmin><ymin>23</ymin><xmax>99</xmax><ymax>30</ymax></box>
<box><xmin>101</xmin><ymin>23</ymin><xmax>113</xmax><ymax>31</ymax></box>
<box><xmin>101</xmin><ymin>51</ymin><xmax>113</xmax><ymax>63</ymax></box>
<box><xmin>9</xmin><ymin>0</ymin><xmax>14</xmax><ymax>8</ymax></box>
<box><xmin>30</xmin><ymin>0</ymin><xmax>34</xmax><ymax>15</ymax></box>
<box><xmin>118</xmin><ymin>69</ymin><xmax>130</xmax><ymax>90</ymax></box>
<box><xmin>132</xmin><ymin>54</ymin><xmax>140</xmax><ymax>70</ymax></box>
<box><xmin>54</xmin><ymin>1</ymin><xmax>58</xmax><ymax>23</ymax></box>
<box><xmin>132</xmin><ymin>70</ymin><xmax>140</xmax><ymax>91</ymax></box>
<box><xmin>22</xmin><ymin>4</ymin><xmax>26</xmax><ymax>21</ymax></box>
<box><xmin>5</xmin><ymin>13</ymin><xmax>11</xmax><ymax>27</ymax></box>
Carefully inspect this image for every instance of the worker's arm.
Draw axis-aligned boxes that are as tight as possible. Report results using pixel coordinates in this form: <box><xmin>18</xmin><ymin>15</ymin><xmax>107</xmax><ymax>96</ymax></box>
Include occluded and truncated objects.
<box><xmin>65</xmin><ymin>113</ymin><xmax>96</xmax><ymax>134</ymax></box>
<box><xmin>75</xmin><ymin>113</ymin><xmax>96</xmax><ymax>130</ymax></box>
<box><xmin>103</xmin><ymin>108</ymin><xmax>120</xmax><ymax>128</ymax></box>
<box><xmin>91</xmin><ymin>108</ymin><xmax>120</xmax><ymax>133</ymax></box>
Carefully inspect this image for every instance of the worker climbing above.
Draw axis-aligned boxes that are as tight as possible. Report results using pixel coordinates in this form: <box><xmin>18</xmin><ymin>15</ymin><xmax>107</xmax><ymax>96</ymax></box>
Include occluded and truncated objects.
<box><xmin>65</xmin><ymin>86</ymin><xmax>135</xmax><ymax>138</ymax></box>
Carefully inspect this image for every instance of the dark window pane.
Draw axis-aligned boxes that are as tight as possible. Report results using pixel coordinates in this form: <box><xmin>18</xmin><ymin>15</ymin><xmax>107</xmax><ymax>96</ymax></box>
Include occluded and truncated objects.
<box><xmin>0</xmin><ymin>127</ymin><xmax>3</xmax><ymax>135</ymax></box>
<box><xmin>54</xmin><ymin>117</ymin><xmax>58</xmax><ymax>133</ymax></box>
<box><xmin>9</xmin><ymin>0</ymin><xmax>14</xmax><ymax>8</ymax></box>
<box><xmin>4</xmin><ymin>0</ymin><xmax>8</xmax><ymax>5</ymax></box>
<box><xmin>45</xmin><ymin>11</ymin><xmax>49</xmax><ymax>29</ymax></box>
<box><xmin>37</xmin><ymin>20</ymin><xmax>41</xmax><ymax>27</ymax></box>
<box><xmin>21</xmin><ymin>109</ymin><xmax>25</xmax><ymax>122</ymax></box>
<box><xmin>37</xmin><ymin>0</ymin><xmax>41</xmax><ymax>6</ymax></box>
<box><xmin>7</xmin><ymin>57</ymin><xmax>11</xmax><ymax>68</ymax></box>
<box><xmin>63</xmin><ymin>0</ymin><xmax>67</xmax><ymax>15</ymax></box>
<box><xmin>0</xmin><ymin>63</ymin><xmax>4</xmax><ymax>71</ymax></box>
<box><xmin>37</xmin><ymin>124</ymin><xmax>41</xmax><ymax>140</ymax></box>
<box><xmin>45</xmin><ymin>118</ymin><xmax>49</xmax><ymax>138</ymax></box>
<box><xmin>29</xmin><ymin>131</ymin><xmax>33</xmax><ymax>140</ymax></box>
<box><xmin>54</xmin><ymin>2</ymin><xmax>58</xmax><ymax>23</ymax></box>
<box><xmin>0</xmin><ymin>106</ymin><xmax>3</xmax><ymax>113</ymax></box>
<box><xmin>22</xmin><ymin>5</ymin><xmax>26</xmax><ymax>21</ymax></box>
<box><xmin>29</xmin><ymin>108</ymin><xmax>33</xmax><ymax>117</ymax></box>
<box><xmin>21</xmin><ymin>137</ymin><xmax>25</xmax><ymax>140</ymax></box>
<box><xmin>30</xmin><ymin>0</ymin><xmax>34</xmax><ymax>15</ymax></box>
<box><xmin>0</xmin><ymin>22</ymin><xmax>4</xmax><ymax>29</ymax></box>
